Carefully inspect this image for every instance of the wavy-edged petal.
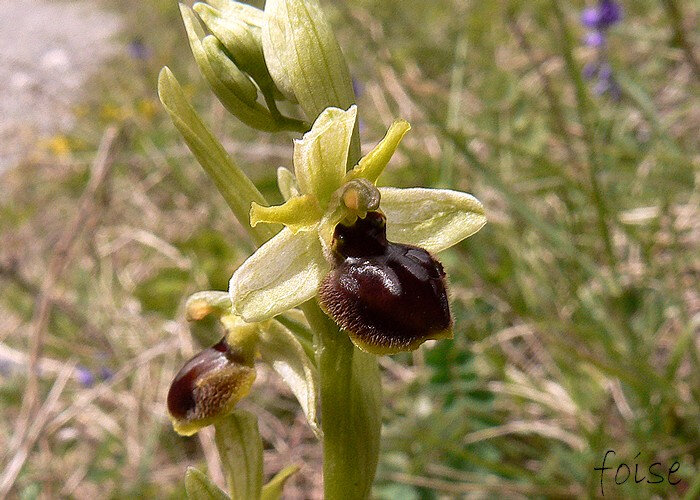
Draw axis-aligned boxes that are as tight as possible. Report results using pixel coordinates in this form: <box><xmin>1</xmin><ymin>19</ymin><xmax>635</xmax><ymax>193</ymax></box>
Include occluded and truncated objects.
<box><xmin>258</xmin><ymin>320</ymin><xmax>320</xmax><ymax>436</ymax></box>
<box><xmin>379</xmin><ymin>187</ymin><xmax>486</xmax><ymax>254</ymax></box>
<box><xmin>250</xmin><ymin>195</ymin><xmax>322</xmax><ymax>233</ymax></box>
<box><xmin>345</xmin><ymin>119</ymin><xmax>410</xmax><ymax>184</ymax></box>
<box><xmin>293</xmin><ymin>106</ymin><xmax>357</xmax><ymax>205</ymax></box>
<box><xmin>229</xmin><ymin>228</ymin><xmax>329</xmax><ymax>322</ymax></box>
<box><xmin>276</xmin><ymin>167</ymin><xmax>300</xmax><ymax>200</ymax></box>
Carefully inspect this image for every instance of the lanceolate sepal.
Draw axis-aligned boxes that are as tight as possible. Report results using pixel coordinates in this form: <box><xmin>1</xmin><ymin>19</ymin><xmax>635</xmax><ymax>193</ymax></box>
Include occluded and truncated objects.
<box><xmin>157</xmin><ymin>67</ymin><xmax>277</xmax><ymax>246</ymax></box>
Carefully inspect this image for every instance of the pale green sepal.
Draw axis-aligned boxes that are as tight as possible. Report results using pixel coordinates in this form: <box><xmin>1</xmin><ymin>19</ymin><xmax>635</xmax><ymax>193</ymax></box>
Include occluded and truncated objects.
<box><xmin>250</xmin><ymin>195</ymin><xmax>322</xmax><ymax>233</ymax></box>
<box><xmin>262</xmin><ymin>0</ymin><xmax>355</xmax><ymax>118</ymax></box>
<box><xmin>157</xmin><ymin>67</ymin><xmax>277</xmax><ymax>246</ymax></box>
<box><xmin>345</xmin><ymin>119</ymin><xmax>411</xmax><ymax>184</ymax></box>
<box><xmin>184</xmin><ymin>467</ymin><xmax>230</xmax><ymax>500</ymax></box>
<box><xmin>214</xmin><ymin>410</ymin><xmax>263</xmax><ymax>500</ymax></box>
<box><xmin>379</xmin><ymin>187</ymin><xmax>487</xmax><ymax>253</ymax></box>
<box><xmin>194</xmin><ymin>2</ymin><xmax>277</xmax><ymax>94</ymax></box>
<box><xmin>229</xmin><ymin>228</ymin><xmax>329</xmax><ymax>322</ymax></box>
<box><xmin>180</xmin><ymin>4</ymin><xmax>279</xmax><ymax>132</ymax></box>
<box><xmin>186</xmin><ymin>290</ymin><xmax>232</xmax><ymax>321</ymax></box>
<box><xmin>258</xmin><ymin>320</ymin><xmax>320</xmax><ymax>436</ymax></box>
<box><xmin>205</xmin><ymin>0</ymin><xmax>264</xmax><ymax>25</ymax></box>
<box><xmin>260</xmin><ymin>464</ymin><xmax>300</xmax><ymax>500</ymax></box>
<box><xmin>202</xmin><ymin>35</ymin><xmax>257</xmax><ymax>104</ymax></box>
<box><xmin>293</xmin><ymin>106</ymin><xmax>357</xmax><ymax>206</ymax></box>
<box><xmin>276</xmin><ymin>167</ymin><xmax>300</xmax><ymax>200</ymax></box>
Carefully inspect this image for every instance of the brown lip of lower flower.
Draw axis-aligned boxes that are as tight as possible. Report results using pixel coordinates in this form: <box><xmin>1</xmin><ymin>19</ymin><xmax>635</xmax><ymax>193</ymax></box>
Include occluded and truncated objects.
<box><xmin>167</xmin><ymin>337</ymin><xmax>256</xmax><ymax>436</ymax></box>
<box><xmin>319</xmin><ymin>211</ymin><xmax>453</xmax><ymax>355</ymax></box>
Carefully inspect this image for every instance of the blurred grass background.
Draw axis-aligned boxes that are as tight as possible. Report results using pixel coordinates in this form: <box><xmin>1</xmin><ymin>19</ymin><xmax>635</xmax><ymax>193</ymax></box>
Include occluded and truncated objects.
<box><xmin>0</xmin><ymin>0</ymin><xmax>697</xmax><ymax>498</ymax></box>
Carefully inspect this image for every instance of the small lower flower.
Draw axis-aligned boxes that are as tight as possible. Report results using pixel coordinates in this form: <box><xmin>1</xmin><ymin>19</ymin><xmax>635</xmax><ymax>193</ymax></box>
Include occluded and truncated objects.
<box><xmin>167</xmin><ymin>336</ymin><xmax>256</xmax><ymax>436</ymax></box>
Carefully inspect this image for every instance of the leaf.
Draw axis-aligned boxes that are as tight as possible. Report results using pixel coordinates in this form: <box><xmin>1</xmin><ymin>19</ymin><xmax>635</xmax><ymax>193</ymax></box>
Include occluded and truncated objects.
<box><xmin>185</xmin><ymin>467</ymin><xmax>230</xmax><ymax>500</ymax></box>
<box><xmin>379</xmin><ymin>187</ymin><xmax>487</xmax><ymax>253</ymax></box>
<box><xmin>214</xmin><ymin>410</ymin><xmax>263</xmax><ymax>500</ymax></box>
<box><xmin>158</xmin><ymin>67</ymin><xmax>277</xmax><ymax>246</ymax></box>
<box><xmin>345</xmin><ymin>120</ymin><xmax>411</xmax><ymax>184</ymax></box>
<box><xmin>229</xmin><ymin>228</ymin><xmax>329</xmax><ymax>322</ymax></box>
<box><xmin>260</xmin><ymin>465</ymin><xmax>300</xmax><ymax>500</ymax></box>
<box><xmin>258</xmin><ymin>321</ymin><xmax>320</xmax><ymax>436</ymax></box>
<box><xmin>293</xmin><ymin>106</ymin><xmax>357</xmax><ymax>205</ymax></box>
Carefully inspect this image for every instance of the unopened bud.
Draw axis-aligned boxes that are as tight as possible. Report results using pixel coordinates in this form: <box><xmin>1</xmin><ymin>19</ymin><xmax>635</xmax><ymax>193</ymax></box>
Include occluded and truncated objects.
<box><xmin>194</xmin><ymin>2</ymin><xmax>280</xmax><ymax>99</ymax></box>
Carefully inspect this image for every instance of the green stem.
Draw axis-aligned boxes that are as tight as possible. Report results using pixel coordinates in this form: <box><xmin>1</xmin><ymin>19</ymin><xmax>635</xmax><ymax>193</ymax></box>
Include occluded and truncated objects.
<box><xmin>301</xmin><ymin>302</ymin><xmax>382</xmax><ymax>500</ymax></box>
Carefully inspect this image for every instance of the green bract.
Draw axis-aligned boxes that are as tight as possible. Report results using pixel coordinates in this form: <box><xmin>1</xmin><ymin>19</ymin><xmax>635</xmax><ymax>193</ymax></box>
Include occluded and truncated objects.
<box><xmin>229</xmin><ymin>105</ymin><xmax>487</xmax><ymax>353</ymax></box>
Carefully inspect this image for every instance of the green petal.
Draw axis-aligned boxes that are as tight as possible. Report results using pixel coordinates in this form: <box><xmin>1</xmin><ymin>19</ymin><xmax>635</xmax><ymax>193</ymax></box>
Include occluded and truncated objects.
<box><xmin>345</xmin><ymin>120</ymin><xmax>411</xmax><ymax>184</ymax></box>
<box><xmin>185</xmin><ymin>290</ymin><xmax>232</xmax><ymax>321</ymax></box>
<box><xmin>293</xmin><ymin>106</ymin><xmax>357</xmax><ymax>205</ymax></box>
<box><xmin>379</xmin><ymin>187</ymin><xmax>486</xmax><ymax>253</ymax></box>
<box><xmin>194</xmin><ymin>2</ymin><xmax>273</xmax><ymax>88</ymax></box>
<box><xmin>180</xmin><ymin>4</ymin><xmax>278</xmax><ymax>131</ymax></box>
<box><xmin>229</xmin><ymin>229</ymin><xmax>329</xmax><ymax>322</ymax></box>
<box><xmin>250</xmin><ymin>195</ymin><xmax>322</xmax><ymax>233</ymax></box>
<box><xmin>258</xmin><ymin>320</ymin><xmax>320</xmax><ymax>435</ymax></box>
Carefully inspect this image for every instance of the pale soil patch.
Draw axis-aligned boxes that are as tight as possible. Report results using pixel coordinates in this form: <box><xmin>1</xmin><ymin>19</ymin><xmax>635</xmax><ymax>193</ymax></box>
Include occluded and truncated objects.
<box><xmin>0</xmin><ymin>0</ymin><xmax>121</xmax><ymax>172</ymax></box>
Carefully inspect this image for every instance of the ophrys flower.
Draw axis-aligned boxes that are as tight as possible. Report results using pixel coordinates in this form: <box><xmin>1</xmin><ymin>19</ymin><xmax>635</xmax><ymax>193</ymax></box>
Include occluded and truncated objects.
<box><xmin>229</xmin><ymin>105</ymin><xmax>486</xmax><ymax>354</ymax></box>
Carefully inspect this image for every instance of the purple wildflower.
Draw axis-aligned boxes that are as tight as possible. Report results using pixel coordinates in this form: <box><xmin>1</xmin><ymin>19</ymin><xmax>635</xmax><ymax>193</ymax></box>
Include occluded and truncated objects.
<box><xmin>99</xmin><ymin>366</ymin><xmax>114</xmax><ymax>381</ymax></box>
<box><xmin>581</xmin><ymin>7</ymin><xmax>602</xmax><ymax>29</ymax></box>
<box><xmin>76</xmin><ymin>366</ymin><xmax>95</xmax><ymax>387</ymax></box>
<box><xmin>597</xmin><ymin>0</ymin><xmax>622</xmax><ymax>28</ymax></box>
<box><xmin>580</xmin><ymin>1</ymin><xmax>623</xmax><ymax>101</ymax></box>
<box><xmin>581</xmin><ymin>1</ymin><xmax>622</xmax><ymax>30</ymax></box>
<box><xmin>128</xmin><ymin>38</ymin><xmax>152</xmax><ymax>61</ymax></box>
<box><xmin>583</xmin><ymin>62</ymin><xmax>599</xmax><ymax>79</ymax></box>
<box><xmin>351</xmin><ymin>77</ymin><xmax>364</xmax><ymax>99</ymax></box>
<box><xmin>583</xmin><ymin>31</ymin><xmax>605</xmax><ymax>48</ymax></box>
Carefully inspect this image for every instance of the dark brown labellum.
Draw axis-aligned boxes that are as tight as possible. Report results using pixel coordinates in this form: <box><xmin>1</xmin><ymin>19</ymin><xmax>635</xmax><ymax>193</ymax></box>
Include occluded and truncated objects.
<box><xmin>167</xmin><ymin>337</ymin><xmax>255</xmax><ymax>435</ymax></box>
<box><xmin>319</xmin><ymin>211</ymin><xmax>452</xmax><ymax>354</ymax></box>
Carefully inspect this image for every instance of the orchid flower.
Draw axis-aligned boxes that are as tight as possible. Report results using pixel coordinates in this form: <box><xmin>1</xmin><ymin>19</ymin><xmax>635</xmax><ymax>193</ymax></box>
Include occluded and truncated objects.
<box><xmin>229</xmin><ymin>105</ymin><xmax>486</xmax><ymax>354</ymax></box>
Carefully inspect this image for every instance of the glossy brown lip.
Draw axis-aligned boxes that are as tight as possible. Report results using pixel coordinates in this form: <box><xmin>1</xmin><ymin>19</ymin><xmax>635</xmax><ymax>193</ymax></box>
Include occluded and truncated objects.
<box><xmin>167</xmin><ymin>338</ymin><xmax>228</xmax><ymax>420</ymax></box>
<box><xmin>320</xmin><ymin>212</ymin><xmax>452</xmax><ymax>354</ymax></box>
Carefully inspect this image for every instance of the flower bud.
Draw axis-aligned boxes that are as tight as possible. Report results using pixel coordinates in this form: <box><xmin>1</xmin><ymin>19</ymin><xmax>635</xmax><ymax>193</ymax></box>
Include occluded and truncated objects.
<box><xmin>194</xmin><ymin>2</ymin><xmax>280</xmax><ymax>99</ymax></box>
<box><xmin>180</xmin><ymin>4</ymin><xmax>280</xmax><ymax>132</ymax></box>
<box><xmin>319</xmin><ymin>211</ymin><xmax>453</xmax><ymax>355</ymax></box>
<box><xmin>262</xmin><ymin>0</ymin><xmax>357</xmax><ymax>142</ymax></box>
<box><xmin>167</xmin><ymin>337</ymin><xmax>256</xmax><ymax>436</ymax></box>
